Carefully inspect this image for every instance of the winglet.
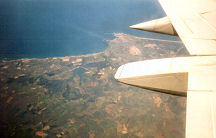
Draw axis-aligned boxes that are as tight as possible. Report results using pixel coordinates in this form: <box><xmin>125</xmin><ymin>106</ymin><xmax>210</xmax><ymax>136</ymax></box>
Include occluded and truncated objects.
<box><xmin>130</xmin><ymin>16</ymin><xmax>177</xmax><ymax>36</ymax></box>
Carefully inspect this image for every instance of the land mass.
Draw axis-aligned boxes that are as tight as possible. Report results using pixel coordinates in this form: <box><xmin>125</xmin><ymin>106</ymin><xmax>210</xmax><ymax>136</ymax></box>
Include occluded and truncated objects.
<box><xmin>0</xmin><ymin>33</ymin><xmax>189</xmax><ymax>138</ymax></box>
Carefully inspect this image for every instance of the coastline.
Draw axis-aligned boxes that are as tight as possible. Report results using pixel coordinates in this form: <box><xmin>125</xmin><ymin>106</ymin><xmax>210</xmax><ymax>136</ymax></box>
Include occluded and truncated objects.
<box><xmin>0</xmin><ymin>32</ymin><xmax>188</xmax><ymax>138</ymax></box>
<box><xmin>0</xmin><ymin>33</ymin><xmax>183</xmax><ymax>62</ymax></box>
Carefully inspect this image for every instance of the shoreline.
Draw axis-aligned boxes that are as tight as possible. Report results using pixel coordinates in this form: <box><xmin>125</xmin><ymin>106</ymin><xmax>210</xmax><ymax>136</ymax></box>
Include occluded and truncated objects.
<box><xmin>0</xmin><ymin>33</ymin><xmax>183</xmax><ymax>62</ymax></box>
<box><xmin>0</xmin><ymin>51</ymin><xmax>106</xmax><ymax>62</ymax></box>
<box><xmin>0</xmin><ymin>43</ymin><xmax>108</xmax><ymax>62</ymax></box>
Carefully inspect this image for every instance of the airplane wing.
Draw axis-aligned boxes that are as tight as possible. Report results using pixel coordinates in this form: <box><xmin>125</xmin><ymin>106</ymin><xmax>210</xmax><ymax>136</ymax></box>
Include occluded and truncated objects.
<box><xmin>131</xmin><ymin>0</ymin><xmax>216</xmax><ymax>56</ymax></box>
<box><xmin>159</xmin><ymin>0</ymin><xmax>216</xmax><ymax>56</ymax></box>
<box><xmin>115</xmin><ymin>56</ymin><xmax>216</xmax><ymax>138</ymax></box>
<box><xmin>115</xmin><ymin>0</ymin><xmax>216</xmax><ymax>137</ymax></box>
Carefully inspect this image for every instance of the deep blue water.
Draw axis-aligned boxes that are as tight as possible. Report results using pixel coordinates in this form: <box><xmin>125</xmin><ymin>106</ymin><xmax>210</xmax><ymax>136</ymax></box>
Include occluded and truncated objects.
<box><xmin>0</xmin><ymin>0</ymin><xmax>170</xmax><ymax>59</ymax></box>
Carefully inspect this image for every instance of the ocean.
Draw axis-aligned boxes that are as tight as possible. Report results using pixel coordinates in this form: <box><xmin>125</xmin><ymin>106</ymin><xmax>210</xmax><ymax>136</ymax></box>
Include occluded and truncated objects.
<box><xmin>0</xmin><ymin>0</ymin><xmax>172</xmax><ymax>59</ymax></box>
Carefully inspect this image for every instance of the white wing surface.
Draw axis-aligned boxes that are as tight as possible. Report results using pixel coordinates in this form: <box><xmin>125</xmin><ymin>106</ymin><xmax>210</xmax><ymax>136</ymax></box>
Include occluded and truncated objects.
<box><xmin>115</xmin><ymin>56</ymin><xmax>216</xmax><ymax>138</ymax></box>
<box><xmin>158</xmin><ymin>0</ymin><xmax>216</xmax><ymax>55</ymax></box>
<box><xmin>157</xmin><ymin>0</ymin><xmax>216</xmax><ymax>137</ymax></box>
<box><xmin>115</xmin><ymin>0</ymin><xmax>216</xmax><ymax>137</ymax></box>
<box><xmin>186</xmin><ymin>91</ymin><xmax>216</xmax><ymax>138</ymax></box>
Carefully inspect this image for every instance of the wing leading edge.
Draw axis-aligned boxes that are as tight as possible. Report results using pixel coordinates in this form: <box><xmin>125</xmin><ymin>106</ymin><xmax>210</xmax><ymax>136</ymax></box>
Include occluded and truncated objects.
<box><xmin>115</xmin><ymin>0</ymin><xmax>216</xmax><ymax>137</ymax></box>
